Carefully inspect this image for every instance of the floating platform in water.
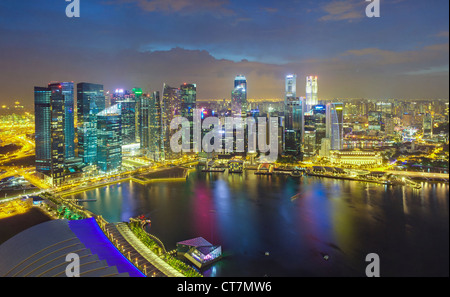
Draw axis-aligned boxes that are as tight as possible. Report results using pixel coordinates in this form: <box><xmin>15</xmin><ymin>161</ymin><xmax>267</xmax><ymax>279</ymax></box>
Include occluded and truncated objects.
<box><xmin>176</xmin><ymin>237</ymin><xmax>222</xmax><ymax>269</ymax></box>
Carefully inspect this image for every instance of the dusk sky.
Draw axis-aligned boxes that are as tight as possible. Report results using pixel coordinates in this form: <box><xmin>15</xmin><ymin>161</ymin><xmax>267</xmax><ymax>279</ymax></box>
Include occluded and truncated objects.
<box><xmin>0</xmin><ymin>0</ymin><xmax>448</xmax><ymax>108</ymax></box>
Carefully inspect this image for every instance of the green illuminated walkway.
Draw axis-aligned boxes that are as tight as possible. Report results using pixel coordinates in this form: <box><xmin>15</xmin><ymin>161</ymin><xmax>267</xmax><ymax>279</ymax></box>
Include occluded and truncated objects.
<box><xmin>115</xmin><ymin>223</ymin><xmax>184</xmax><ymax>277</ymax></box>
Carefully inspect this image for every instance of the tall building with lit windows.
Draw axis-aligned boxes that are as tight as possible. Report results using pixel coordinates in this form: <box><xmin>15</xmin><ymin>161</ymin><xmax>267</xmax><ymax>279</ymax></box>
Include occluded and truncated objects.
<box><xmin>139</xmin><ymin>93</ymin><xmax>150</xmax><ymax>153</ymax></box>
<box><xmin>180</xmin><ymin>83</ymin><xmax>197</xmax><ymax>152</ymax></box>
<box><xmin>34</xmin><ymin>83</ymin><xmax>66</xmax><ymax>186</ymax></box>
<box><xmin>326</xmin><ymin>102</ymin><xmax>344</xmax><ymax>150</ymax></box>
<box><xmin>306</xmin><ymin>76</ymin><xmax>318</xmax><ymax>110</ymax></box>
<box><xmin>148</xmin><ymin>91</ymin><xmax>162</xmax><ymax>160</ymax></box>
<box><xmin>231</xmin><ymin>75</ymin><xmax>247</xmax><ymax>116</ymax></box>
<box><xmin>60</xmin><ymin>82</ymin><xmax>75</xmax><ymax>160</ymax></box>
<box><xmin>285</xmin><ymin>74</ymin><xmax>296</xmax><ymax>104</ymax></box>
<box><xmin>284</xmin><ymin>74</ymin><xmax>303</xmax><ymax>158</ymax></box>
<box><xmin>423</xmin><ymin>112</ymin><xmax>433</xmax><ymax>139</ymax></box>
<box><xmin>97</xmin><ymin>104</ymin><xmax>122</xmax><ymax>173</ymax></box>
<box><xmin>77</xmin><ymin>83</ymin><xmax>105</xmax><ymax>166</ymax></box>
<box><xmin>162</xmin><ymin>84</ymin><xmax>181</xmax><ymax>159</ymax></box>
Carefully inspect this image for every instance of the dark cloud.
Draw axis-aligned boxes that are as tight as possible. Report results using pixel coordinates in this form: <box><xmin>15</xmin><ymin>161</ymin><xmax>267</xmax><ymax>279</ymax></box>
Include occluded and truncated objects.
<box><xmin>0</xmin><ymin>0</ymin><xmax>448</xmax><ymax>108</ymax></box>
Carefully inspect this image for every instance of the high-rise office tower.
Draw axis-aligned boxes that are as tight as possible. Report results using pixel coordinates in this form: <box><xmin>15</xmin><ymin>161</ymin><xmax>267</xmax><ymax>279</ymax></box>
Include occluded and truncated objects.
<box><xmin>162</xmin><ymin>84</ymin><xmax>181</xmax><ymax>159</ymax></box>
<box><xmin>35</xmin><ymin>87</ymin><xmax>52</xmax><ymax>176</ymax></box>
<box><xmin>285</xmin><ymin>74</ymin><xmax>297</xmax><ymax>104</ymax></box>
<box><xmin>148</xmin><ymin>91</ymin><xmax>162</xmax><ymax>160</ymax></box>
<box><xmin>180</xmin><ymin>83</ymin><xmax>196</xmax><ymax>118</ymax></box>
<box><xmin>423</xmin><ymin>113</ymin><xmax>433</xmax><ymax>139</ymax></box>
<box><xmin>60</xmin><ymin>82</ymin><xmax>75</xmax><ymax>160</ymax></box>
<box><xmin>132</xmin><ymin>88</ymin><xmax>142</xmax><ymax>144</ymax></box>
<box><xmin>231</xmin><ymin>75</ymin><xmax>247</xmax><ymax>116</ymax></box>
<box><xmin>303</xmin><ymin>105</ymin><xmax>326</xmax><ymax>158</ymax></box>
<box><xmin>77</xmin><ymin>83</ymin><xmax>105</xmax><ymax>166</ymax></box>
<box><xmin>326</xmin><ymin>102</ymin><xmax>344</xmax><ymax>150</ymax></box>
<box><xmin>284</xmin><ymin>75</ymin><xmax>303</xmax><ymax>158</ymax></box>
<box><xmin>180</xmin><ymin>83</ymin><xmax>197</xmax><ymax>152</ymax></box>
<box><xmin>97</xmin><ymin>104</ymin><xmax>122</xmax><ymax>173</ymax></box>
<box><xmin>305</xmin><ymin>76</ymin><xmax>318</xmax><ymax>110</ymax></box>
<box><xmin>139</xmin><ymin>93</ymin><xmax>150</xmax><ymax>153</ymax></box>
<box><xmin>368</xmin><ymin>111</ymin><xmax>383</xmax><ymax>131</ymax></box>
<box><xmin>34</xmin><ymin>83</ymin><xmax>66</xmax><ymax>186</ymax></box>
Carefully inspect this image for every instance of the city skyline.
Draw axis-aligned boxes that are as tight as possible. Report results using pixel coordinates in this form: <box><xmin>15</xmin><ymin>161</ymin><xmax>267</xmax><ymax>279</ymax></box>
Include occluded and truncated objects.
<box><xmin>0</xmin><ymin>0</ymin><xmax>448</xmax><ymax>108</ymax></box>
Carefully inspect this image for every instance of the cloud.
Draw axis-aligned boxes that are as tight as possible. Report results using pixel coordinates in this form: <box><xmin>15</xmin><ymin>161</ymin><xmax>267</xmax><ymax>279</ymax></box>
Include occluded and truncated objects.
<box><xmin>261</xmin><ymin>7</ymin><xmax>278</xmax><ymax>13</ymax></box>
<box><xmin>436</xmin><ymin>31</ymin><xmax>449</xmax><ymax>39</ymax></box>
<box><xmin>404</xmin><ymin>65</ymin><xmax>449</xmax><ymax>76</ymax></box>
<box><xmin>342</xmin><ymin>43</ymin><xmax>449</xmax><ymax>66</ymax></box>
<box><xmin>112</xmin><ymin>0</ymin><xmax>234</xmax><ymax>16</ymax></box>
<box><xmin>318</xmin><ymin>0</ymin><xmax>365</xmax><ymax>22</ymax></box>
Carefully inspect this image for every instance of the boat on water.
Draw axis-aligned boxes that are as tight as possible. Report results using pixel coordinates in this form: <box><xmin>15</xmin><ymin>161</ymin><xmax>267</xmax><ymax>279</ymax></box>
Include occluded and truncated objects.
<box><xmin>290</xmin><ymin>170</ymin><xmax>303</xmax><ymax>177</ymax></box>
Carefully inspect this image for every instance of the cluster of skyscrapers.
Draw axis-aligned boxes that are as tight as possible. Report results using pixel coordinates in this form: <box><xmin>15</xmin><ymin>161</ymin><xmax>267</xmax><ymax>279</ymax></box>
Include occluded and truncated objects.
<box><xmin>34</xmin><ymin>74</ymin><xmax>344</xmax><ymax>186</ymax></box>
<box><xmin>283</xmin><ymin>74</ymin><xmax>343</xmax><ymax>160</ymax></box>
<box><xmin>34</xmin><ymin>81</ymin><xmax>200</xmax><ymax>186</ymax></box>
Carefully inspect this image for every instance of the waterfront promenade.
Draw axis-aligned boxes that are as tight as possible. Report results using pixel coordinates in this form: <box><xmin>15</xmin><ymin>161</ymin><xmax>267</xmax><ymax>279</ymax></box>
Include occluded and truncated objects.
<box><xmin>113</xmin><ymin>223</ymin><xmax>184</xmax><ymax>277</ymax></box>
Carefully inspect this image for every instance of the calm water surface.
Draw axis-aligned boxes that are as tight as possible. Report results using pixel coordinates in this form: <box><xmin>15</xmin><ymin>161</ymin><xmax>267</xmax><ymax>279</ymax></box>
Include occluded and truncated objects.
<box><xmin>71</xmin><ymin>170</ymin><xmax>449</xmax><ymax>277</ymax></box>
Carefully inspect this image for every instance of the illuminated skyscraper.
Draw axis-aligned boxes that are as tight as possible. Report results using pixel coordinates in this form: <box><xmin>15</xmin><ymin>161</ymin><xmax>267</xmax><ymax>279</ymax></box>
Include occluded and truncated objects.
<box><xmin>148</xmin><ymin>91</ymin><xmax>162</xmax><ymax>160</ymax></box>
<box><xmin>326</xmin><ymin>102</ymin><xmax>344</xmax><ymax>150</ymax></box>
<box><xmin>139</xmin><ymin>94</ymin><xmax>150</xmax><ymax>152</ymax></box>
<box><xmin>34</xmin><ymin>83</ymin><xmax>66</xmax><ymax>186</ymax></box>
<box><xmin>305</xmin><ymin>76</ymin><xmax>318</xmax><ymax>109</ymax></box>
<box><xmin>162</xmin><ymin>84</ymin><xmax>181</xmax><ymax>159</ymax></box>
<box><xmin>284</xmin><ymin>75</ymin><xmax>303</xmax><ymax>158</ymax></box>
<box><xmin>97</xmin><ymin>104</ymin><xmax>122</xmax><ymax>173</ymax></box>
<box><xmin>231</xmin><ymin>75</ymin><xmax>247</xmax><ymax>116</ymax></box>
<box><xmin>423</xmin><ymin>113</ymin><xmax>433</xmax><ymax>139</ymax></box>
<box><xmin>180</xmin><ymin>83</ymin><xmax>197</xmax><ymax>152</ymax></box>
<box><xmin>285</xmin><ymin>74</ymin><xmax>296</xmax><ymax>104</ymax></box>
<box><xmin>60</xmin><ymin>82</ymin><xmax>75</xmax><ymax>160</ymax></box>
<box><xmin>34</xmin><ymin>87</ymin><xmax>51</xmax><ymax>176</ymax></box>
<box><xmin>303</xmin><ymin>105</ymin><xmax>326</xmax><ymax>158</ymax></box>
<box><xmin>77</xmin><ymin>83</ymin><xmax>105</xmax><ymax>166</ymax></box>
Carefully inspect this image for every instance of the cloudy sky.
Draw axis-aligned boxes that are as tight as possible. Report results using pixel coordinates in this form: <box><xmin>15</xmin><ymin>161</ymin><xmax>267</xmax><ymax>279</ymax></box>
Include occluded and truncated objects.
<box><xmin>0</xmin><ymin>0</ymin><xmax>448</xmax><ymax>108</ymax></box>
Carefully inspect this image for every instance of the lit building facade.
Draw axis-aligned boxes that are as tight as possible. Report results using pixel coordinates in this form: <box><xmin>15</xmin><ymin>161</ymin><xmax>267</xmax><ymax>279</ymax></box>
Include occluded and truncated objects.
<box><xmin>305</xmin><ymin>76</ymin><xmax>318</xmax><ymax>109</ymax></box>
<box><xmin>231</xmin><ymin>75</ymin><xmax>247</xmax><ymax>116</ymax></box>
<box><xmin>180</xmin><ymin>83</ymin><xmax>197</xmax><ymax>153</ymax></box>
<box><xmin>423</xmin><ymin>112</ymin><xmax>433</xmax><ymax>139</ymax></box>
<box><xmin>285</xmin><ymin>74</ymin><xmax>296</xmax><ymax>103</ymax></box>
<box><xmin>97</xmin><ymin>104</ymin><xmax>122</xmax><ymax>173</ymax></box>
<box><xmin>34</xmin><ymin>83</ymin><xmax>66</xmax><ymax>186</ymax></box>
<box><xmin>77</xmin><ymin>83</ymin><xmax>105</xmax><ymax>166</ymax></box>
<box><xmin>327</xmin><ymin>102</ymin><xmax>344</xmax><ymax>150</ymax></box>
<box><xmin>303</xmin><ymin>105</ymin><xmax>326</xmax><ymax>158</ymax></box>
<box><xmin>162</xmin><ymin>84</ymin><xmax>181</xmax><ymax>159</ymax></box>
<box><xmin>148</xmin><ymin>91</ymin><xmax>162</xmax><ymax>160</ymax></box>
<box><xmin>330</xmin><ymin>150</ymin><xmax>383</xmax><ymax>167</ymax></box>
<box><xmin>284</xmin><ymin>75</ymin><xmax>303</xmax><ymax>158</ymax></box>
<box><xmin>61</xmin><ymin>82</ymin><xmax>75</xmax><ymax>160</ymax></box>
<box><xmin>139</xmin><ymin>93</ymin><xmax>150</xmax><ymax>153</ymax></box>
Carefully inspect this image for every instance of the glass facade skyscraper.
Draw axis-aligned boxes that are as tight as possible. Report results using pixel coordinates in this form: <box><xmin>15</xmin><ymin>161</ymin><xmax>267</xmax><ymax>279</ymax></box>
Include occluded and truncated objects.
<box><xmin>61</xmin><ymin>82</ymin><xmax>75</xmax><ymax>160</ymax></box>
<box><xmin>303</xmin><ymin>105</ymin><xmax>327</xmax><ymax>158</ymax></box>
<box><xmin>139</xmin><ymin>93</ymin><xmax>150</xmax><ymax>153</ymax></box>
<box><xmin>327</xmin><ymin>102</ymin><xmax>344</xmax><ymax>150</ymax></box>
<box><xmin>285</xmin><ymin>74</ymin><xmax>296</xmax><ymax>104</ymax></box>
<box><xmin>180</xmin><ymin>83</ymin><xmax>197</xmax><ymax>153</ymax></box>
<box><xmin>162</xmin><ymin>84</ymin><xmax>181</xmax><ymax>160</ymax></box>
<box><xmin>77</xmin><ymin>83</ymin><xmax>105</xmax><ymax>166</ymax></box>
<box><xmin>284</xmin><ymin>74</ymin><xmax>303</xmax><ymax>158</ymax></box>
<box><xmin>34</xmin><ymin>87</ymin><xmax>52</xmax><ymax>175</ymax></box>
<box><xmin>97</xmin><ymin>104</ymin><xmax>122</xmax><ymax>173</ymax></box>
<box><xmin>34</xmin><ymin>83</ymin><xmax>66</xmax><ymax>186</ymax></box>
<box><xmin>231</xmin><ymin>75</ymin><xmax>247</xmax><ymax>116</ymax></box>
<box><xmin>306</xmin><ymin>76</ymin><xmax>318</xmax><ymax>110</ymax></box>
<box><xmin>148</xmin><ymin>91</ymin><xmax>162</xmax><ymax>160</ymax></box>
